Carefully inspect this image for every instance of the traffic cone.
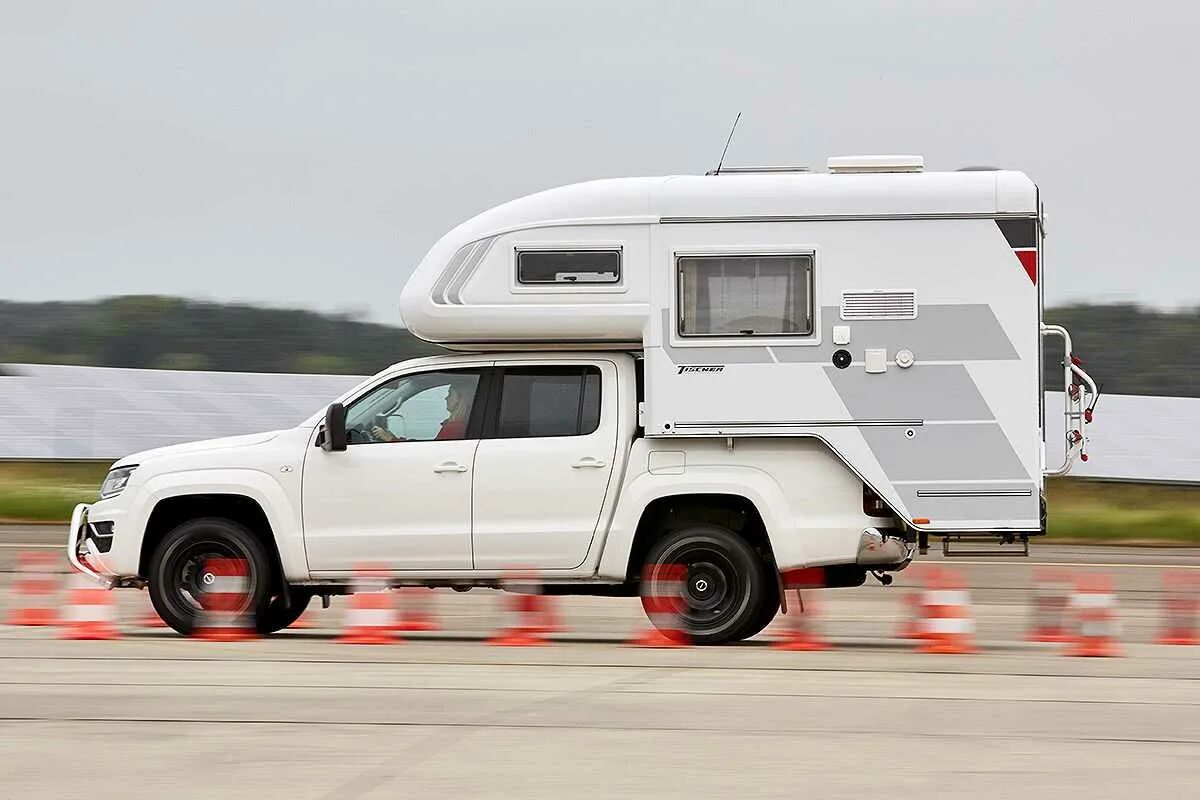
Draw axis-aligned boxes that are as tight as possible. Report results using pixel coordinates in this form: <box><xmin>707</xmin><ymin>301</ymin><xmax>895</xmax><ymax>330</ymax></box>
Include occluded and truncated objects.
<box><xmin>916</xmin><ymin>570</ymin><xmax>976</xmax><ymax>654</ymax></box>
<box><xmin>138</xmin><ymin>589</ymin><xmax>169</xmax><ymax>628</ymax></box>
<box><xmin>629</xmin><ymin>563</ymin><xmax>689</xmax><ymax>648</ymax></box>
<box><xmin>771</xmin><ymin>589</ymin><xmax>830</xmax><ymax>651</ymax></box>
<box><xmin>1156</xmin><ymin>571</ymin><xmax>1199</xmax><ymax>645</ymax></box>
<box><xmin>338</xmin><ymin>566</ymin><xmax>398</xmax><ymax>645</ymax></box>
<box><xmin>194</xmin><ymin>558</ymin><xmax>257</xmax><ymax>641</ymax></box>
<box><xmin>396</xmin><ymin>586</ymin><xmax>440</xmax><ymax>633</ymax></box>
<box><xmin>895</xmin><ymin>565</ymin><xmax>938</xmax><ymax>640</ymax></box>
<box><xmin>489</xmin><ymin>571</ymin><xmax>554</xmax><ymax>646</ymax></box>
<box><xmin>5</xmin><ymin>550</ymin><xmax>60</xmax><ymax>626</ymax></box>
<box><xmin>1027</xmin><ymin>568</ymin><xmax>1073</xmax><ymax>643</ymax></box>
<box><xmin>1065</xmin><ymin>573</ymin><xmax>1121</xmax><ymax>657</ymax></box>
<box><xmin>59</xmin><ymin>570</ymin><xmax>121</xmax><ymax>640</ymax></box>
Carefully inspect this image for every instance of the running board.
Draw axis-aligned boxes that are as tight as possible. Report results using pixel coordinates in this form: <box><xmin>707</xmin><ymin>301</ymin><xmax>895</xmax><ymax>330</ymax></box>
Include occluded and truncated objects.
<box><xmin>941</xmin><ymin>534</ymin><xmax>1030</xmax><ymax>558</ymax></box>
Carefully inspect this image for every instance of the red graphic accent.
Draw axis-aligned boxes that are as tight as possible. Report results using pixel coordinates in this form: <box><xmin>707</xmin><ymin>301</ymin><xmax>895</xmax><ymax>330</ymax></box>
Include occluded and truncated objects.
<box><xmin>1015</xmin><ymin>249</ymin><xmax>1037</xmax><ymax>285</ymax></box>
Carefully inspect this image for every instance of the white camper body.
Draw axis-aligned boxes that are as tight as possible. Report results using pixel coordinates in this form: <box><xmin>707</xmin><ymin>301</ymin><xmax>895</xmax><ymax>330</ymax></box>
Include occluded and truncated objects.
<box><xmin>402</xmin><ymin>161</ymin><xmax>1081</xmax><ymax>536</ymax></box>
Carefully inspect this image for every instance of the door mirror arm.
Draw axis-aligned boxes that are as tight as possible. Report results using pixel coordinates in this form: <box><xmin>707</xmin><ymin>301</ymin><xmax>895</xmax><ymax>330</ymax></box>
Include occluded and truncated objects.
<box><xmin>321</xmin><ymin>402</ymin><xmax>348</xmax><ymax>452</ymax></box>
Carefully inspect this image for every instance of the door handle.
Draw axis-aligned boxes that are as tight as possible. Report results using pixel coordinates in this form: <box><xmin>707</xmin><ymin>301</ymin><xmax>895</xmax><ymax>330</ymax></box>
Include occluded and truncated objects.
<box><xmin>571</xmin><ymin>457</ymin><xmax>608</xmax><ymax>469</ymax></box>
<box><xmin>433</xmin><ymin>461</ymin><xmax>469</xmax><ymax>474</ymax></box>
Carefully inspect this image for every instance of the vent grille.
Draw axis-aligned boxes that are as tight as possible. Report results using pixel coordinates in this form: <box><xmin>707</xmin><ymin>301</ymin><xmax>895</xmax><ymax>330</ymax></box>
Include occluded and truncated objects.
<box><xmin>841</xmin><ymin>290</ymin><xmax>917</xmax><ymax>320</ymax></box>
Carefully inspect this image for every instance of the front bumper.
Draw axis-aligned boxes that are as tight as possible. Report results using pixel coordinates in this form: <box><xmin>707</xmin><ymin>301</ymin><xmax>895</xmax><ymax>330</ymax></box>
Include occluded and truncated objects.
<box><xmin>68</xmin><ymin>504</ymin><xmax>116</xmax><ymax>587</ymax></box>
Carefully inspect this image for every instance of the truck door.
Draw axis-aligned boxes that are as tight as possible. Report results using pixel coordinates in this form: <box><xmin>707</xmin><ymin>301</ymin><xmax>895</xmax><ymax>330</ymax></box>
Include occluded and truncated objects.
<box><xmin>301</xmin><ymin>367</ymin><xmax>489</xmax><ymax>573</ymax></box>
<box><xmin>471</xmin><ymin>361</ymin><xmax>618</xmax><ymax>569</ymax></box>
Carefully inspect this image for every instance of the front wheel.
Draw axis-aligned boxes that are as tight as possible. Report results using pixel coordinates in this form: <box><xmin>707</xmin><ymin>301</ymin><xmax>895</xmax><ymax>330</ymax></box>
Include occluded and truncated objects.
<box><xmin>256</xmin><ymin>590</ymin><xmax>314</xmax><ymax>634</ymax></box>
<box><xmin>147</xmin><ymin>517</ymin><xmax>273</xmax><ymax>636</ymax></box>
<box><xmin>640</xmin><ymin>524</ymin><xmax>768</xmax><ymax>645</ymax></box>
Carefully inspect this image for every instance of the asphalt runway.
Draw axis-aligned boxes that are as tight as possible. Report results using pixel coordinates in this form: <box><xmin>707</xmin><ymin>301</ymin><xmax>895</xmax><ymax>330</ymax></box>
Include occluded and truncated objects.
<box><xmin>1</xmin><ymin>525</ymin><xmax>1198</xmax><ymax>799</ymax></box>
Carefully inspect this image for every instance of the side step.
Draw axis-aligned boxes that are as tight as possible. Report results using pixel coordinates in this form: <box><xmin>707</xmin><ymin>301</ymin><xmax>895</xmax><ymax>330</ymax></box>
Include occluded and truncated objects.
<box><xmin>941</xmin><ymin>534</ymin><xmax>1030</xmax><ymax>558</ymax></box>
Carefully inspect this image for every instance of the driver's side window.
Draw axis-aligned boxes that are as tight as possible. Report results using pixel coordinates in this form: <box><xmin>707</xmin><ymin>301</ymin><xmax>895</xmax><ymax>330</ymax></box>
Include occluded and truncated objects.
<box><xmin>343</xmin><ymin>370</ymin><xmax>482</xmax><ymax>445</ymax></box>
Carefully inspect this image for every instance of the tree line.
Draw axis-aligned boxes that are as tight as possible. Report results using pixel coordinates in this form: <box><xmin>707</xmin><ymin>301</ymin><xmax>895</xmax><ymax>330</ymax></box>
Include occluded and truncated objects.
<box><xmin>0</xmin><ymin>296</ymin><xmax>1194</xmax><ymax>397</ymax></box>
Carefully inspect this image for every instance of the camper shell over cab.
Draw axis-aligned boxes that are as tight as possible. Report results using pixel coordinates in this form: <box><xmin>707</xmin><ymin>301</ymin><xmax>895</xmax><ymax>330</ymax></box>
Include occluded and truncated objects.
<box><xmin>401</xmin><ymin>156</ymin><xmax>1094</xmax><ymax>541</ymax></box>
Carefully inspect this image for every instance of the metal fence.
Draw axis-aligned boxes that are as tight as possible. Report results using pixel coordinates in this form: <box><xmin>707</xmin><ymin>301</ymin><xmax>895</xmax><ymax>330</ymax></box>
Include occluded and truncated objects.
<box><xmin>1</xmin><ymin>363</ymin><xmax>1196</xmax><ymax>483</ymax></box>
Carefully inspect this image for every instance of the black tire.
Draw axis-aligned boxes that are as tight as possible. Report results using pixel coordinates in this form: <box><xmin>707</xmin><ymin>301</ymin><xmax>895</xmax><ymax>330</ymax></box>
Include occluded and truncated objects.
<box><xmin>640</xmin><ymin>524</ymin><xmax>767</xmax><ymax>645</ymax></box>
<box><xmin>147</xmin><ymin>517</ymin><xmax>273</xmax><ymax>636</ymax></box>
<box><xmin>256</xmin><ymin>590</ymin><xmax>314</xmax><ymax>635</ymax></box>
<box><xmin>737</xmin><ymin>572</ymin><xmax>781</xmax><ymax>642</ymax></box>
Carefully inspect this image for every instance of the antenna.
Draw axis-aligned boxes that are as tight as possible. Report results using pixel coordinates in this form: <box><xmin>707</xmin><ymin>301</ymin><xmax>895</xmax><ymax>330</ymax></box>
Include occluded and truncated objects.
<box><xmin>710</xmin><ymin>112</ymin><xmax>742</xmax><ymax>175</ymax></box>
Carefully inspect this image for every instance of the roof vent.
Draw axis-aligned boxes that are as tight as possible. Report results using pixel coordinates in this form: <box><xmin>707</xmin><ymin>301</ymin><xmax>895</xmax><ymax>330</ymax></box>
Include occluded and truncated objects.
<box><xmin>827</xmin><ymin>155</ymin><xmax>924</xmax><ymax>174</ymax></box>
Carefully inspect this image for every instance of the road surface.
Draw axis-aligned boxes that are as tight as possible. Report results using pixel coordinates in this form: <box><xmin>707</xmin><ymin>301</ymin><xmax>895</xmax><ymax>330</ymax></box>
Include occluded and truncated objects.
<box><xmin>1</xmin><ymin>525</ymin><xmax>1197</xmax><ymax>798</ymax></box>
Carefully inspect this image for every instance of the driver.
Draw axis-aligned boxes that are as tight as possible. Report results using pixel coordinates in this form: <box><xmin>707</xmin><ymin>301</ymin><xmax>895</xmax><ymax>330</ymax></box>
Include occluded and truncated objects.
<box><xmin>371</xmin><ymin>382</ymin><xmax>471</xmax><ymax>443</ymax></box>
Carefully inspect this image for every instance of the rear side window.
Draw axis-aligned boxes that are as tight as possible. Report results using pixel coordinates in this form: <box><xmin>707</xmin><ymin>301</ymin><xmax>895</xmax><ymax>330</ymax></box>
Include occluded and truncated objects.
<box><xmin>517</xmin><ymin>250</ymin><xmax>621</xmax><ymax>285</ymax></box>
<box><xmin>678</xmin><ymin>253</ymin><xmax>814</xmax><ymax>336</ymax></box>
<box><xmin>492</xmin><ymin>366</ymin><xmax>601</xmax><ymax>438</ymax></box>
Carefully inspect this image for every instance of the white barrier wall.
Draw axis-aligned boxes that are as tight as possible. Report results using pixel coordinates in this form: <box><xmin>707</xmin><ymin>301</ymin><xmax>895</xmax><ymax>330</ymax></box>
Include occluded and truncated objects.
<box><xmin>1044</xmin><ymin>392</ymin><xmax>1200</xmax><ymax>484</ymax></box>
<box><xmin>1</xmin><ymin>363</ymin><xmax>1197</xmax><ymax>484</ymax></box>
<box><xmin>0</xmin><ymin>363</ymin><xmax>362</xmax><ymax>460</ymax></box>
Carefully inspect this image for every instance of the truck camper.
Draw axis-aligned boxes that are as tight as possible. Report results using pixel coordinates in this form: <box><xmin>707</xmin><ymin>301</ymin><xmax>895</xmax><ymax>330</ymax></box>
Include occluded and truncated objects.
<box><xmin>70</xmin><ymin>156</ymin><xmax>1098</xmax><ymax>643</ymax></box>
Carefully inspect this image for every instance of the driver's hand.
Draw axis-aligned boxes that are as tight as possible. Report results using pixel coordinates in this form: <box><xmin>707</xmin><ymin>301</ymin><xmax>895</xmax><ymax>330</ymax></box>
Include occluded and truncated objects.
<box><xmin>371</xmin><ymin>425</ymin><xmax>399</xmax><ymax>442</ymax></box>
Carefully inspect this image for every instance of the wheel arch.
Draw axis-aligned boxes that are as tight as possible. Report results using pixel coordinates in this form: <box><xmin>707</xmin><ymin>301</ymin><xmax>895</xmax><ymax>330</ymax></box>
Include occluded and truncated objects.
<box><xmin>138</xmin><ymin>493</ymin><xmax>285</xmax><ymax>588</ymax></box>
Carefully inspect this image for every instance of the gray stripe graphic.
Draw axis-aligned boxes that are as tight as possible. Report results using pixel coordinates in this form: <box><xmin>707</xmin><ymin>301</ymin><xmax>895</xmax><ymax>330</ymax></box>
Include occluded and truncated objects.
<box><xmin>823</xmin><ymin>364</ymin><xmax>994</xmax><ymax>422</ymax></box>
<box><xmin>861</xmin><ymin>424</ymin><xmax>1030</xmax><ymax>482</ymax></box>
<box><xmin>662</xmin><ymin>305</ymin><xmax>1018</xmax><ymax>365</ymax></box>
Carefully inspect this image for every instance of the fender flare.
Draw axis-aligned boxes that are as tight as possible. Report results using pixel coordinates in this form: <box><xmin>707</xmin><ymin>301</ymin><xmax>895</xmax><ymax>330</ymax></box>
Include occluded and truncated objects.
<box><xmin>133</xmin><ymin>469</ymin><xmax>308</xmax><ymax>582</ymax></box>
<box><xmin>594</xmin><ymin>465</ymin><xmax>802</xmax><ymax>581</ymax></box>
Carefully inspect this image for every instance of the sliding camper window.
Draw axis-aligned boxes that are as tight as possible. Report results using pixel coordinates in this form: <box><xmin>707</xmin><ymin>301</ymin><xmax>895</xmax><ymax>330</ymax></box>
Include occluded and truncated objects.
<box><xmin>677</xmin><ymin>254</ymin><xmax>814</xmax><ymax>337</ymax></box>
<box><xmin>516</xmin><ymin>250</ymin><xmax>621</xmax><ymax>285</ymax></box>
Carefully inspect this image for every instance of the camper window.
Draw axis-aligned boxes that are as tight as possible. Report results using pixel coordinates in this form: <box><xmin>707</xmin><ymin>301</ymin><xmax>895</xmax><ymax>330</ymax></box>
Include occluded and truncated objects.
<box><xmin>677</xmin><ymin>254</ymin><xmax>814</xmax><ymax>337</ymax></box>
<box><xmin>516</xmin><ymin>250</ymin><xmax>621</xmax><ymax>285</ymax></box>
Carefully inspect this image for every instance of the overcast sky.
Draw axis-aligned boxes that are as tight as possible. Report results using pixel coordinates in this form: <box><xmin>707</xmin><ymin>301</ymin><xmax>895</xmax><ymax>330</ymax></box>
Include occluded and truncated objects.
<box><xmin>1</xmin><ymin>1</ymin><xmax>1196</xmax><ymax>323</ymax></box>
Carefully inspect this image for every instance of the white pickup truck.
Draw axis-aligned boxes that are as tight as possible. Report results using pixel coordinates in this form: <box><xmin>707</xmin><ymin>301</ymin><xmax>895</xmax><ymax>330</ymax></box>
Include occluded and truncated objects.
<box><xmin>69</xmin><ymin>350</ymin><xmax>905</xmax><ymax>643</ymax></box>
<box><xmin>71</xmin><ymin>160</ymin><xmax>1094</xmax><ymax>643</ymax></box>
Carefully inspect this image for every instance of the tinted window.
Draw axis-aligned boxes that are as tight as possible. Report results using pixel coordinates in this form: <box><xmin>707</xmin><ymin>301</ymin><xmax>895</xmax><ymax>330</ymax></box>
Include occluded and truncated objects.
<box><xmin>678</xmin><ymin>254</ymin><xmax>814</xmax><ymax>336</ymax></box>
<box><xmin>493</xmin><ymin>366</ymin><xmax>601</xmax><ymax>438</ymax></box>
<box><xmin>517</xmin><ymin>250</ymin><xmax>620</xmax><ymax>284</ymax></box>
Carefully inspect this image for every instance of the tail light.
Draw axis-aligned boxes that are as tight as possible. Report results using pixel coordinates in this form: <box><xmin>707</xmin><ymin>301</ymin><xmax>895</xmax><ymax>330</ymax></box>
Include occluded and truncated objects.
<box><xmin>863</xmin><ymin>485</ymin><xmax>890</xmax><ymax>517</ymax></box>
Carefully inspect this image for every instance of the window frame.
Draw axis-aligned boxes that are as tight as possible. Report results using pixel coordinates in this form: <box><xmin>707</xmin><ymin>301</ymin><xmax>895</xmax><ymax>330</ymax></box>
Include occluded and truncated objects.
<box><xmin>673</xmin><ymin>249</ymin><xmax>820</xmax><ymax>345</ymax></box>
<box><xmin>481</xmin><ymin>364</ymin><xmax>603</xmax><ymax>440</ymax></box>
<box><xmin>340</xmin><ymin>367</ymin><xmax>494</xmax><ymax>445</ymax></box>
<box><xmin>511</xmin><ymin>244</ymin><xmax>626</xmax><ymax>294</ymax></box>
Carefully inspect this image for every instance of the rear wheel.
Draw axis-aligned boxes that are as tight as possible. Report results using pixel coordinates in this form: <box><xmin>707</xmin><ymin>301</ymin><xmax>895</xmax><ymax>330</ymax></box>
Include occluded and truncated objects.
<box><xmin>640</xmin><ymin>524</ymin><xmax>767</xmax><ymax>645</ymax></box>
<box><xmin>147</xmin><ymin>517</ymin><xmax>273</xmax><ymax>636</ymax></box>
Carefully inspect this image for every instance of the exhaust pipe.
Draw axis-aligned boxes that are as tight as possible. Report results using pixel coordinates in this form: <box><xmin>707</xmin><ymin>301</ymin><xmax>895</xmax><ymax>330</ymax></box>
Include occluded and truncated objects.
<box><xmin>856</xmin><ymin>527</ymin><xmax>914</xmax><ymax>568</ymax></box>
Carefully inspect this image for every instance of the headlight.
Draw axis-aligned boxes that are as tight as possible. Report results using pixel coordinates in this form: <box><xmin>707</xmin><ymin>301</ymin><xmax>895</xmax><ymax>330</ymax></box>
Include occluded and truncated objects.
<box><xmin>99</xmin><ymin>466</ymin><xmax>138</xmax><ymax>500</ymax></box>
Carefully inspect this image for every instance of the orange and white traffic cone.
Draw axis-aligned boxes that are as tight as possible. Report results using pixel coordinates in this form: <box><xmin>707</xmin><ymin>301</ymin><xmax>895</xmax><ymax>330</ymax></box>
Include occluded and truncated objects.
<box><xmin>5</xmin><ymin>551</ymin><xmax>60</xmax><ymax>626</ymax></box>
<box><xmin>59</xmin><ymin>570</ymin><xmax>120</xmax><ymax>640</ymax></box>
<box><xmin>894</xmin><ymin>565</ymin><xmax>938</xmax><ymax>641</ymax></box>
<box><xmin>137</xmin><ymin>589</ymin><xmax>169</xmax><ymax>628</ymax></box>
<box><xmin>916</xmin><ymin>570</ymin><xmax>976</xmax><ymax>654</ymax></box>
<box><xmin>771</xmin><ymin>567</ymin><xmax>830</xmax><ymax>651</ymax></box>
<box><xmin>1065</xmin><ymin>573</ymin><xmax>1121</xmax><ymax>657</ymax></box>
<box><xmin>338</xmin><ymin>566</ymin><xmax>398</xmax><ymax>645</ymax></box>
<box><xmin>1156</xmin><ymin>571</ymin><xmax>1199</xmax><ymax>646</ymax></box>
<box><xmin>629</xmin><ymin>563</ymin><xmax>689</xmax><ymax>648</ymax></box>
<box><xmin>489</xmin><ymin>571</ymin><xmax>555</xmax><ymax>646</ymax></box>
<box><xmin>1027</xmin><ymin>568</ymin><xmax>1073</xmax><ymax>643</ymax></box>
<box><xmin>194</xmin><ymin>558</ymin><xmax>257</xmax><ymax>642</ymax></box>
<box><xmin>396</xmin><ymin>586</ymin><xmax>440</xmax><ymax>633</ymax></box>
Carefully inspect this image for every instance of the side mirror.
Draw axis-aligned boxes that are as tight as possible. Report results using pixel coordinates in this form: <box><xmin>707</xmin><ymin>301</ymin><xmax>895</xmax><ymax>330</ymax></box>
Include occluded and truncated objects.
<box><xmin>321</xmin><ymin>402</ymin><xmax>348</xmax><ymax>452</ymax></box>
